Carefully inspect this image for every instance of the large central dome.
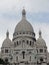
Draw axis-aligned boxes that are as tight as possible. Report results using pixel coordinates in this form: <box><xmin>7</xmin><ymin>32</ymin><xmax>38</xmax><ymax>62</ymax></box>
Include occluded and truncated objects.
<box><xmin>14</xmin><ymin>9</ymin><xmax>34</xmax><ymax>33</ymax></box>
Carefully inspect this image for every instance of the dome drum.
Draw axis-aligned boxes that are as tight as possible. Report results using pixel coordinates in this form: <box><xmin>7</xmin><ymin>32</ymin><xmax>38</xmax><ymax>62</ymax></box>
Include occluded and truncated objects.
<box><xmin>13</xmin><ymin>33</ymin><xmax>36</xmax><ymax>41</ymax></box>
<box><xmin>13</xmin><ymin>31</ymin><xmax>35</xmax><ymax>38</ymax></box>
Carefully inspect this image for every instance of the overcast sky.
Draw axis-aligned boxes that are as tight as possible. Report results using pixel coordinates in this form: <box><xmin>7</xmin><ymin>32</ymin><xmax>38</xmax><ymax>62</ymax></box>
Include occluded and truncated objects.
<box><xmin>0</xmin><ymin>0</ymin><xmax>49</xmax><ymax>51</ymax></box>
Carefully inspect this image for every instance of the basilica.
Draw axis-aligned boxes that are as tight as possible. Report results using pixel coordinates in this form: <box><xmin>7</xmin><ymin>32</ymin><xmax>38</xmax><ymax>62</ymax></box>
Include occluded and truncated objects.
<box><xmin>0</xmin><ymin>9</ymin><xmax>49</xmax><ymax>65</ymax></box>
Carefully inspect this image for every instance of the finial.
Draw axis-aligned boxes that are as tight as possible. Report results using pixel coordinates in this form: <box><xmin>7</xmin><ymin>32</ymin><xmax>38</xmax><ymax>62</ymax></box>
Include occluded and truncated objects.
<box><xmin>22</xmin><ymin>8</ymin><xmax>26</xmax><ymax>18</ymax></box>
<box><xmin>39</xmin><ymin>30</ymin><xmax>42</xmax><ymax>38</ymax></box>
<box><xmin>6</xmin><ymin>30</ymin><xmax>9</xmax><ymax>38</ymax></box>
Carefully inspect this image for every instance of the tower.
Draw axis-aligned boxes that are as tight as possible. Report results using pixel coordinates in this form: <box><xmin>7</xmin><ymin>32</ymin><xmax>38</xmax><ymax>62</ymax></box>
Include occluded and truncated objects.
<box><xmin>36</xmin><ymin>30</ymin><xmax>47</xmax><ymax>65</ymax></box>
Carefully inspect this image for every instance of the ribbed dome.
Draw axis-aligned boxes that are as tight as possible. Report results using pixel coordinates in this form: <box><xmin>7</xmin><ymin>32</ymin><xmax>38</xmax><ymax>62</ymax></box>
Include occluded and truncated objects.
<box><xmin>15</xmin><ymin>19</ymin><xmax>34</xmax><ymax>33</ymax></box>
<box><xmin>2</xmin><ymin>31</ymin><xmax>12</xmax><ymax>48</ymax></box>
<box><xmin>36</xmin><ymin>30</ymin><xmax>46</xmax><ymax>47</ymax></box>
<box><xmin>2</xmin><ymin>38</ymin><xmax>11</xmax><ymax>48</ymax></box>
<box><xmin>36</xmin><ymin>38</ymin><xmax>46</xmax><ymax>47</ymax></box>
<box><xmin>14</xmin><ymin>9</ymin><xmax>34</xmax><ymax>33</ymax></box>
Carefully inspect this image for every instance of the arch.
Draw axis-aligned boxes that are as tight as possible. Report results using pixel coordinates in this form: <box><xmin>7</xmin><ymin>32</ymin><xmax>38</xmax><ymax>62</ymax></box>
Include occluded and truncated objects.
<box><xmin>22</xmin><ymin>51</ymin><xmax>25</xmax><ymax>59</ymax></box>
<box><xmin>30</xmin><ymin>41</ymin><xmax>32</xmax><ymax>45</ymax></box>
<box><xmin>22</xmin><ymin>40</ymin><xmax>25</xmax><ymax>43</ymax></box>
<box><xmin>27</xmin><ymin>40</ymin><xmax>29</xmax><ymax>44</ymax></box>
<box><xmin>30</xmin><ymin>56</ymin><xmax>31</xmax><ymax>61</ymax></box>
<box><xmin>40</xmin><ymin>57</ymin><xmax>43</xmax><ymax>62</ymax></box>
<box><xmin>5</xmin><ymin>49</ymin><xmax>8</xmax><ymax>53</ymax></box>
<box><xmin>19</xmin><ymin>41</ymin><xmax>21</xmax><ymax>44</ymax></box>
<box><xmin>40</xmin><ymin>49</ymin><xmax>43</xmax><ymax>53</ymax></box>
<box><xmin>5</xmin><ymin>58</ymin><xmax>8</xmax><ymax>62</ymax></box>
<box><xmin>14</xmin><ymin>42</ymin><xmax>16</xmax><ymax>47</ymax></box>
<box><xmin>16</xmin><ymin>56</ymin><xmax>18</xmax><ymax>61</ymax></box>
<box><xmin>17</xmin><ymin>41</ymin><xmax>18</xmax><ymax>45</ymax></box>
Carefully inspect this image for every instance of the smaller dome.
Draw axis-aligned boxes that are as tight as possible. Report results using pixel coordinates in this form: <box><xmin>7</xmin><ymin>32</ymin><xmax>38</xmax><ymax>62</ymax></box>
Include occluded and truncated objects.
<box><xmin>36</xmin><ymin>38</ymin><xmax>46</xmax><ymax>47</ymax></box>
<box><xmin>2</xmin><ymin>38</ymin><xmax>11</xmax><ymax>48</ymax></box>
<box><xmin>36</xmin><ymin>30</ymin><xmax>46</xmax><ymax>47</ymax></box>
<box><xmin>2</xmin><ymin>31</ymin><xmax>12</xmax><ymax>48</ymax></box>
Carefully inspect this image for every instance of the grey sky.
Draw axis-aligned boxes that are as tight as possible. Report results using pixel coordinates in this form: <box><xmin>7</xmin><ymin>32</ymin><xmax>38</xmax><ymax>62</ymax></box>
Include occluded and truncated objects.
<box><xmin>0</xmin><ymin>0</ymin><xmax>49</xmax><ymax>51</ymax></box>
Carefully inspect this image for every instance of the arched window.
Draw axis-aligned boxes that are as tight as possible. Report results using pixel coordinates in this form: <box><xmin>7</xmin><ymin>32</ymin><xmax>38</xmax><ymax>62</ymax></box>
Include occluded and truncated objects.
<box><xmin>37</xmin><ymin>49</ymin><xmax>38</xmax><ymax>53</ymax></box>
<box><xmin>26</xmin><ymin>32</ymin><xmax>28</xmax><ymax>34</ymax></box>
<box><xmin>16</xmin><ymin>52</ymin><xmax>18</xmax><ymax>54</ymax></box>
<box><xmin>19</xmin><ymin>41</ymin><xmax>21</xmax><ymax>44</ymax></box>
<box><xmin>20</xmin><ymin>32</ymin><xmax>21</xmax><ymax>34</ymax></box>
<box><xmin>1</xmin><ymin>50</ymin><xmax>4</xmax><ymax>53</ymax></box>
<box><xmin>22</xmin><ymin>40</ymin><xmax>25</xmax><ymax>43</ymax></box>
<box><xmin>40</xmin><ymin>58</ymin><xmax>43</xmax><ymax>62</ymax></box>
<box><xmin>30</xmin><ymin>56</ymin><xmax>31</xmax><ymax>61</ymax></box>
<box><xmin>30</xmin><ymin>41</ymin><xmax>31</xmax><ymax>45</ymax></box>
<box><xmin>29</xmin><ymin>52</ymin><xmax>32</xmax><ymax>54</ymax></box>
<box><xmin>5</xmin><ymin>49</ymin><xmax>8</xmax><ymax>53</ymax></box>
<box><xmin>40</xmin><ymin>49</ymin><xmax>43</xmax><ymax>53</ymax></box>
<box><xmin>16</xmin><ymin>56</ymin><xmax>18</xmax><ymax>61</ymax></box>
<box><xmin>17</xmin><ymin>33</ymin><xmax>18</xmax><ymax>35</ymax></box>
<box><xmin>23</xmin><ymin>32</ymin><xmax>25</xmax><ymax>34</ymax></box>
<box><xmin>17</xmin><ymin>41</ymin><xmax>18</xmax><ymax>45</ymax></box>
<box><xmin>27</xmin><ymin>40</ymin><xmax>29</xmax><ymax>44</ymax></box>
<box><xmin>45</xmin><ymin>49</ymin><xmax>46</xmax><ymax>53</ymax></box>
<box><xmin>5</xmin><ymin>58</ymin><xmax>8</xmax><ymax>62</ymax></box>
<box><xmin>22</xmin><ymin>51</ymin><xmax>25</xmax><ymax>59</ymax></box>
<box><xmin>14</xmin><ymin>42</ymin><xmax>16</xmax><ymax>47</ymax></box>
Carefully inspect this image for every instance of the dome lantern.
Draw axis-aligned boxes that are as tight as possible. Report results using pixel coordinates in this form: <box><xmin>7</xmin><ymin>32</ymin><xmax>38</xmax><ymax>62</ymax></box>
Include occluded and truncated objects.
<box><xmin>39</xmin><ymin>30</ymin><xmax>42</xmax><ymax>38</ymax></box>
<box><xmin>22</xmin><ymin>8</ymin><xmax>26</xmax><ymax>19</ymax></box>
<box><xmin>6</xmin><ymin>30</ymin><xmax>9</xmax><ymax>38</ymax></box>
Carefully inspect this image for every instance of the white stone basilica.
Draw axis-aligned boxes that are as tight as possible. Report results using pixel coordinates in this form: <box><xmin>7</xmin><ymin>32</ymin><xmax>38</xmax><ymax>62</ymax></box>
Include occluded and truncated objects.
<box><xmin>0</xmin><ymin>9</ymin><xmax>49</xmax><ymax>65</ymax></box>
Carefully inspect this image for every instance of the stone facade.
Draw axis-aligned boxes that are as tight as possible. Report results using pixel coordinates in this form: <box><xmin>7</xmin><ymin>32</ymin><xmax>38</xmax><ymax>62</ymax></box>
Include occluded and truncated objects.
<box><xmin>0</xmin><ymin>9</ymin><xmax>49</xmax><ymax>65</ymax></box>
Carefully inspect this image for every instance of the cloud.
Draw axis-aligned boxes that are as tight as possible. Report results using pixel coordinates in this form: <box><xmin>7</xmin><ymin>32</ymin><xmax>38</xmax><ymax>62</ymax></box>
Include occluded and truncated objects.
<box><xmin>0</xmin><ymin>11</ymin><xmax>49</xmax><ymax>23</ymax></box>
<box><xmin>27</xmin><ymin>12</ymin><xmax>49</xmax><ymax>23</ymax></box>
<box><xmin>0</xmin><ymin>0</ymin><xmax>49</xmax><ymax>13</ymax></box>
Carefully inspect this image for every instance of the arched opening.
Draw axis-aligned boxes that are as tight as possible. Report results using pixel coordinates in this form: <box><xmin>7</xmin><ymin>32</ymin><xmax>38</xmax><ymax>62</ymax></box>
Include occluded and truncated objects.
<box><xmin>5</xmin><ymin>49</ymin><xmax>8</xmax><ymax>53</ymax></box>
<box><xmin>40</xmin><ymin>49</ymin><xmax>43</xmax><ymax>53</ymax></box>
<box><xmin>16</xmin><ymin>56</ymin><xmax>18</xmax><ymax>61</ymax></box>
<box><xmin>17</xmin><ymin>41</ymin><xmax>18</xmax><ymax>45</ymax></box>
<box><xmin>30</xmin><ymin>41</ymin><xmax>31</xmax><ymax>45</ymax></box>
<box><xmin>40</xmin><ymin>58</ymin><xmax>43</xmax><ymax>62</ymax></box>
<box><xmin>22</xmin><ymin>51</ymin><xmax>25</xmax><ymax>59</ymax></box>
<box><xmin>5</xmin><ymin>58</ymin><xmax>8</xmax><ymax>63</ymax></box>
<box><xmin>30</xmin><ymin>56</ymin><xmax>31</xmax><ymax>61</ymax></box>
<box><xmin>27</xmin><ymin>40</ymin><xmax>29</xmax><ymax>44</ymax></box>
<box><xmin>14</xmin><ymin>42</ymin><xmax>16</xmax><ymax>47</ymax></box>
<box><xmin>22</xmin><ymin>40</ymin><xmax>25</xmax><ymax>43</ymax></box>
